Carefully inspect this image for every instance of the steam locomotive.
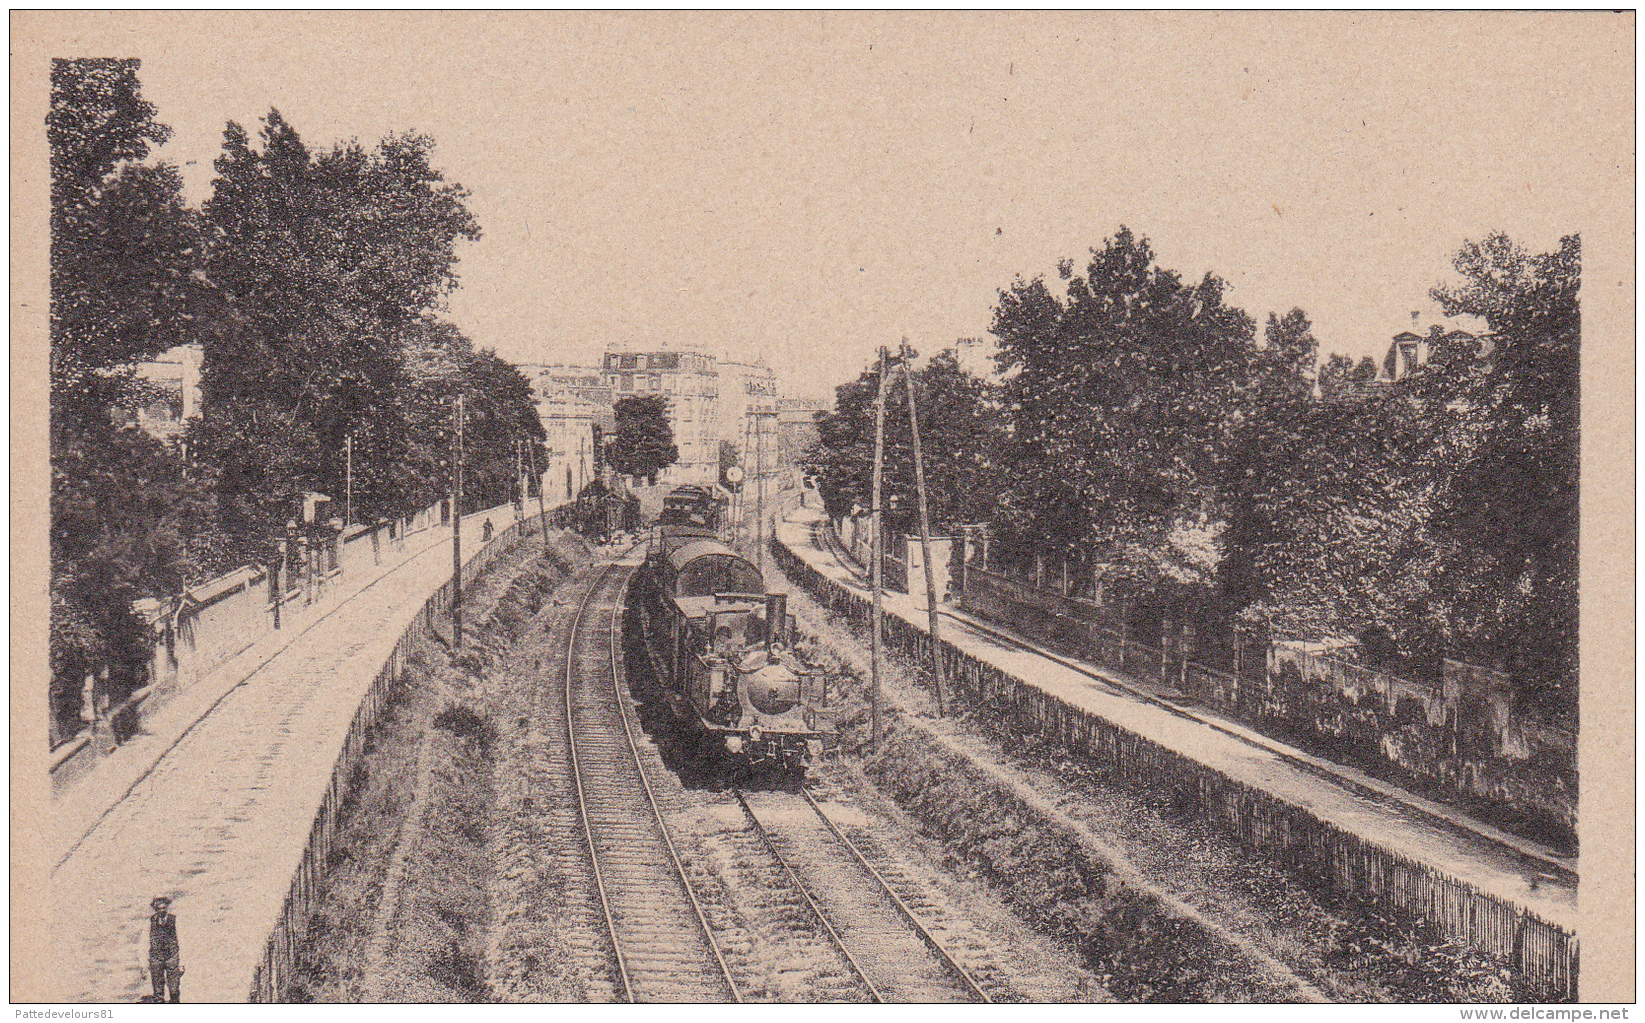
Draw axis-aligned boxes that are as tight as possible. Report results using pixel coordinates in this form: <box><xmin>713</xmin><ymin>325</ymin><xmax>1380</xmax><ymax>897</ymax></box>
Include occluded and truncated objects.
<box><xmin>638</xmin><ymin>488</ymin><xmax>833</xmax><ymax>771</ymax></box>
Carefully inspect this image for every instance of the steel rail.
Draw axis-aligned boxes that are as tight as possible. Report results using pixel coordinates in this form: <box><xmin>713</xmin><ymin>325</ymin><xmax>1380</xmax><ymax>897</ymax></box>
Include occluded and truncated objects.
<box><xmin>799</xmin><ymin>786</ymin><xmax>992</xmax><ymax>1003</ymax></box>
<box><xmin>603</xmin><ymin>564</ymin><xmax>744</xmax><ymax>1003</ymax></box>
<box><xmin>731</xmin><ymin>789</ymin><xmax>884</xmax><ymax>1003</ymax></box>
<box><xmin>563</xmin><ymin>562</ymin><xmax>635</xmax><ymax>1000</ymax></box>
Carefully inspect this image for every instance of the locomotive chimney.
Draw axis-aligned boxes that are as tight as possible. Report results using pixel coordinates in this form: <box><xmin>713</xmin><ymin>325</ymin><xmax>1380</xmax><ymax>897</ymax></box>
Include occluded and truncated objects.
<box><xmin>765</xmin><ymin>593</ymin><xmax>787</xmax><ymax>653</ymax></box>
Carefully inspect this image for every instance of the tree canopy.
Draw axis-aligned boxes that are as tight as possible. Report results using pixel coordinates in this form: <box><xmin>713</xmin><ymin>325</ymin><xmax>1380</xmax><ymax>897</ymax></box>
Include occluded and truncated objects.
<box><xmin>190</xmin><ymin>109</ymin><xmax>483</xmax><ymax>558</ymax></box>
<box><xmin>49</xmin><ymin>58</ymin><xmax>205</xmax><ymax>437</ymax></box>
<box><xmin>806</xmin><ymin>347</ymin><xmax>1003</xmax><ymax>534</ymax></box>
<box><xmin>990</xmin><ymin>227</ymin><xmax>1258</xmax><ymax>587</ymax></box>
<box><xmin>48</xmin><ymin>59</ymin><xmax>216</xmax><ymax>739</ymax></box>
<box><xmin>607</xmin><ymin>394</ymin><xmax>678</xmax><ymax>484</ymax></box>
<box><xmin>46</xmin><ymin>72</ymin><xmax>548</xmax><ymax>742</ymax></box>
<box><xmin>1423</xmin><ymin>233</ymin><xmax>1580</xmax><ymax>709</ymax></box>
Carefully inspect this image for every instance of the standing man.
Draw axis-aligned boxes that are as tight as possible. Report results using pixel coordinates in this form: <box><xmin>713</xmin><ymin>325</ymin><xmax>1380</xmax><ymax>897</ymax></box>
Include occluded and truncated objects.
<box><xmin>140</xmin><ymin>895</ymin><xmax>182</xmax><ymax>1003</ymax></box>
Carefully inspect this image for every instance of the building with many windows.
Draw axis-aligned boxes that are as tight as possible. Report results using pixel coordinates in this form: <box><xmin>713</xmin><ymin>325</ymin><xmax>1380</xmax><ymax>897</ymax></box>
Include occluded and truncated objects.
<box><xmin>582</xmin><ymin>346</ymin><xmax>792</xmax><ymax>489</ymax></box>
<box><xmin>601</xmin><ymin>347</ymin><xmax>723</xmax><ymax>485</ymax></box>
<box><xmin>520</xmin><ymin>363</ymin><xmax>614</xmax><ymax>501</ymax></box>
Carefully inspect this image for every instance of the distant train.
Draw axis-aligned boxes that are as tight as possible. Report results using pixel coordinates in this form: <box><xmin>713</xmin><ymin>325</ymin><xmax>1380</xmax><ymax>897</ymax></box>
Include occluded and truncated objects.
<box><xmin>574</xmin><ymin>480</ymin><xmax>641</xmax><ymax>540</ymax></box>
<box><xmin>637</xmin><ymin>501</ymin><xmax>833</xmax><ymax>772</ymax></box>
<box><xmin>658</xmin><ymin>483</ymin><xmax>727</xmax><ymax>532</ymax></box>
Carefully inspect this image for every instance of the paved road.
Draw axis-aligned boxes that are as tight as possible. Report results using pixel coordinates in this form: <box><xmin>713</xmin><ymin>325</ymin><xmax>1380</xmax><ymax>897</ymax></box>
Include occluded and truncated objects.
<box><xmin>49</xmin><ymin>507</ymin><xmax>522</xmax><ymax>1003</ymax></box>
<box><xmin>776</xmin><ymin>505</ymin><xmax>1577</xmax><ymax>933</ymax></box>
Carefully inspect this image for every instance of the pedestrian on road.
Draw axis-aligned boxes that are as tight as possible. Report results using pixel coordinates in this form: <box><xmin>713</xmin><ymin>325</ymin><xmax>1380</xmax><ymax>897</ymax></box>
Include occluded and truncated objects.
<box><xmin>139</xmin><ymin>895</ymin><xmax>183</xmax><ymax>1003</ymax></box>
<box><xmin>482</xmin><ymin>517</ymin><xmax>494</xmax><ymax>542</ymax></box>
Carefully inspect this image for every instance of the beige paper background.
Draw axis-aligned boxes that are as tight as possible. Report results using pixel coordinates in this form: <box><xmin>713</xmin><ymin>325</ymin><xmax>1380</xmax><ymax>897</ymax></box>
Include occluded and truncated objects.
<box><xmin>11</xmin><ymin>10</ymin><xmax>1634</xmax><ymax>1005</ymax></box>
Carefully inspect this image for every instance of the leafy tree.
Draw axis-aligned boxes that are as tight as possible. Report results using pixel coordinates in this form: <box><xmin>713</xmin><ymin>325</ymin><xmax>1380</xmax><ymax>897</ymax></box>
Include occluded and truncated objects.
<box><xmin>191</xmin><ymin>110</ymin><xmax>481</xmax><ymax>558</ymax></box>
<box><xmin>48</xmin><ymin>59</ymin><xmax>219</xmax><ymax>738</ymax></box>
<box><xmin>457</xmin><ymin>347</ymin><xmax>547</xmax><ymax>514</ymax></box>
<box><xmin>1421</xmin><ymin>233</ymin><xmax>1580</xmax><ymax>711</ymax></box>
<box><xmin>607</xmin><ymin>394</ymin><xmax>678</xmax><ymax>485</ymax></box>
<box><xmin>374</xmin><ymin>316</ymin><xmax>546</xmax><ymax>520</ymax></box>
<box><xmin>1316</xmin><ymin>353</ymin><xmax>1359</xmax><ymax>399</ymax></box>
<box><xmin>1217</xmin><ymin>309</ymin><xmax>1320</xmax><ymax>615</ymax></box>
<box><xmin>806</xmin><ymin>348</ymin><xmax>1004</xmax><ymax>535</ymax></box>
<box><xmin>989</xmin><ymin>227</ymin><xmax>1258</xmax><ymax>591</ymax></box>
<box><xmin>49</xmin><ymin>58</ymin><xmax>204</xmax><ymax>434</ymax></box>
<box><xmin>1317</xmin><ymin>353</ymin><xmax>1381</xmax><ymax>399</ymax></box>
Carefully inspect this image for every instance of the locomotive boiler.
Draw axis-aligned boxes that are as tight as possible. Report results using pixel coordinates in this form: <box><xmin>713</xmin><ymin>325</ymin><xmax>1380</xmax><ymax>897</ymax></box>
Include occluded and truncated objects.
<box><xmin>639</xmin><ymin>530</ymin><xmax>834</xmax><ymax>771</ymax></box>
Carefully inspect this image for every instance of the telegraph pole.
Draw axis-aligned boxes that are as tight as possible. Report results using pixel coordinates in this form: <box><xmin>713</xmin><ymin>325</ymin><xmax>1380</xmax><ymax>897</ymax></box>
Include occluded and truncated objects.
<box><xmin>344</xmin><ymin>433</ymin><xmax>353</xmax><ymax>528</ymax></box>
<box><xmin>526</xmin><ymin>438</ymin><xmax>550</xmax><ymax>553</ymax></box>
<box><xmin>755</xmin><ymin>408</ymin><xmax>766</xmax><ymax>574</ymax></box>
<box><xmin>901</xmin><ymin>340</ymin><xmax>946</xmax><ymax>716</ymax></box>
<box><xmin>869</xmin><ymin>347</ymin><xmax>888</xmax><ymax>754</ymax></box>
<box><xmin>452</xmin><ymin>394</ymin><xmax>464</xmax><ymax>649</ymax></box>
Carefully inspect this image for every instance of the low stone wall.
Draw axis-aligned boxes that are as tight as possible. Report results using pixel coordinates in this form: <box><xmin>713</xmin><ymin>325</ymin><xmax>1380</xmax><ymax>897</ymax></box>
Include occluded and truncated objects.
<box><xmin>50</xmin><ymin>503</ymin><xmax>454</xmax><ymax>791</ymax></box>
<box><xmin>248</xmin><ymin>508</ymin><xmax>561</xmax><ymax>1001</ymax></box>
<box><xmin>773</xmin><ymin>537</ymin><xmax>1578</xmax><ymax>1001</ymax></box>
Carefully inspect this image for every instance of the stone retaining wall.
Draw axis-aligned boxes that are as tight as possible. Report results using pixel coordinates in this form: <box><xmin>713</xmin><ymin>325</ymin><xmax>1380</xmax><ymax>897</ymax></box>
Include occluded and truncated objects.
<box><xmin>772</xmin><ymin>536</ymin><xmax>1578</xmax><ymax>1001</ymax></box>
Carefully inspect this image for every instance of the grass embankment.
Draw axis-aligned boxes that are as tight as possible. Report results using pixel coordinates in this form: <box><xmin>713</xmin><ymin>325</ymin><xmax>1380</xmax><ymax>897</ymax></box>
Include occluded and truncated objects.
<box><xmin>772</xmin><ymin>548</ymin><xmax>1520</xmax><ymax>1003</ymax></box>
<box><xmin>284</xmin><ymin>530</ymin><xmax>593</xmax><ymax>1002</ymax></box>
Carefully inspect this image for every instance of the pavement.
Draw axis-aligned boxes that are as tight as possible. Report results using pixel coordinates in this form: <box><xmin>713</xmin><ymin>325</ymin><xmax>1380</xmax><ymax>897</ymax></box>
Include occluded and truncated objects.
<box><xmin>47</xmin><ymin>505</ymin><xmax>524</xmax><ymax>1003</ymax></box>
<box><xmin>776</xmin><ymin>504</ymin><xmax>1578</xmax><ymax>933</ymax></box>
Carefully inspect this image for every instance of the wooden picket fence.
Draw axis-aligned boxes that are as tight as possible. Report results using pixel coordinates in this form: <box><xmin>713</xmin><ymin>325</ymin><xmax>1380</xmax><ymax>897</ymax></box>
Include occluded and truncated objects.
<box><xmin>772</xmin><ymin>536</ymin><xmax>1578</xmax><ymax>1000</ymax></box>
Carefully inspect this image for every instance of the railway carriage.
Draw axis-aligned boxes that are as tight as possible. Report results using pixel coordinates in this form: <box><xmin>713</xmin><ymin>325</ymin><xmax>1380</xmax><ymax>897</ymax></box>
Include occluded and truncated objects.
<box><xmin>658</xmin><ymin>483</ymin><xmax>727</xmax><ymax>532</ymax></box>
<box><xmin>639</xmin><ymin>533</ymin><xmax>834</xmax><ymax>771</ymax></box>
<box><xmin>575</xmin><ymin>480</ymin><xmax>641</xmax><ymax>540</ymax></box>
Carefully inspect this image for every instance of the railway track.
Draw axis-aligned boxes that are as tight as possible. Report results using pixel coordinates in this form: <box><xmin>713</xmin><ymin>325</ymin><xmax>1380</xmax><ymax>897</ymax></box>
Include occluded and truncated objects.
<box><xmin>563</xmin><ymin>560</ymin><xmax>742</xmax><ymax>1003</ymax></box>
<box><xmin>733</xmin><ymin>784</ymin><xmax>995</xmax><ymax>1003</ymax></box>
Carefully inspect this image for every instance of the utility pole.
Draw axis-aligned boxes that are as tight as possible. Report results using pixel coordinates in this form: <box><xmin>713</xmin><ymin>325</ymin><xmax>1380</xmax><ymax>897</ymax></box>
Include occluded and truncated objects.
<box><xmin>755</xmin><ymin>408</ymin><xmax>766</xmax><ymax>574</ymax></box>
<box><xmin>737</xmin><ymin>413</ymin><xmax>752</xmax><ymax>547</ymax></box>
<box><xmin>514</xmin><ymin>438</ymin><xmax>524</xmax><ymax>518</ymax></box>
<box><xmin>869</xmin><ymin>347</ymin><xmax>888</xmax><ymax>754</ymax></box>
<box><xmin>344</xmin><ymin>433</ymin><xmax>353</xmax><ymax>529</ymax></box>
<box><xmin>527</xmin><ymin>438</ymin><xmax>550</xmax><ymax>553</ymax></box>
<box><xmin>452</xmin><ymin>394</ymin><xmax>464</xmax><ymax>649</ymax></box>
<box><xmin>901</xmin><ymin>340</ymin><xmax>946</xmax><ymax>716</ymax></box>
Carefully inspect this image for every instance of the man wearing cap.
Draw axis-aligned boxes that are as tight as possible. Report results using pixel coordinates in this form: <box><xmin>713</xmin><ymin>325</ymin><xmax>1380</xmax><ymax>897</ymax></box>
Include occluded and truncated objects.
<box><xmin>139</xmin><ymin>896</ymin><xmax>182</xmax><ymax>1003</ymax></box>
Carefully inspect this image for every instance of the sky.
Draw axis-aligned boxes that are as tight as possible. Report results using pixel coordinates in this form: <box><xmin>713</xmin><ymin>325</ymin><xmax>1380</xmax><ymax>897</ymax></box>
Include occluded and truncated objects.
<box><xmin>19</xmin><ymin>11</ymin><xmax>1633</xmax><ymax>398</ymax></box>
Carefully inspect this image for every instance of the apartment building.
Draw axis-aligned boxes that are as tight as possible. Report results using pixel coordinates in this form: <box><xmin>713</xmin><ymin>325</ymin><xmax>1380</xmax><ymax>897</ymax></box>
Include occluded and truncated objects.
<box><xmin>600</xmin><ymin>347</ymin><xmax>721</xmax><ymax>485</ymax></box>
